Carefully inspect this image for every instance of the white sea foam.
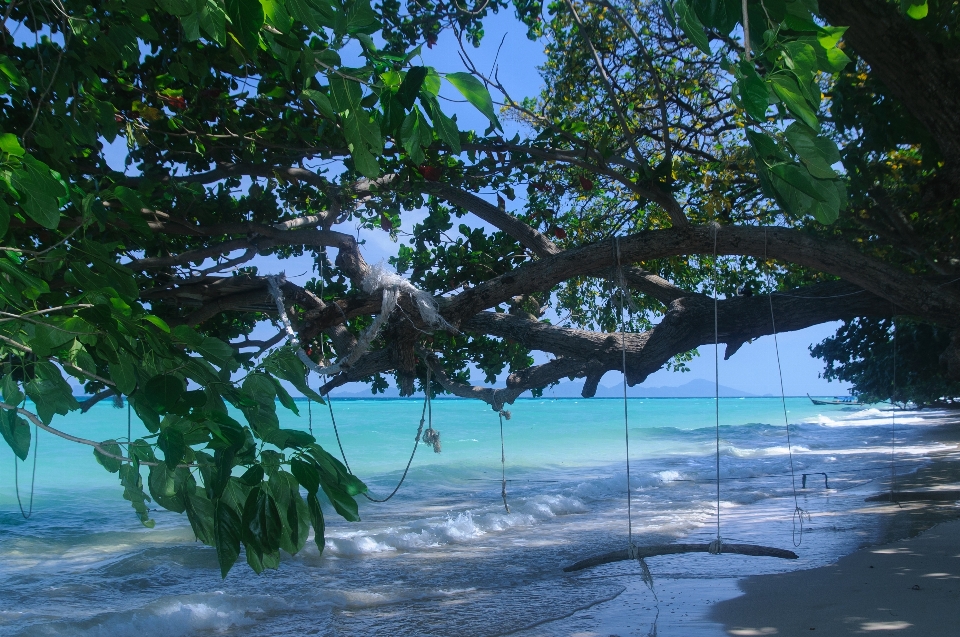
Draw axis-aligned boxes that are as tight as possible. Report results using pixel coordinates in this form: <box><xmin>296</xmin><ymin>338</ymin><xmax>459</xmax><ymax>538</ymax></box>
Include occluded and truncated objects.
<box><xmin>323</xmin><ymin>494</ymin><xmax>588</xmax><ymax>556</ymax></box>
<box><xmin>803</xmin><ymin>407</ymin><xmax>928</xmax><ymax>428</ymax></box>
<box><xmin>26</xmin><ymin>592</ymin><xmax>290</xmax><ymax>637</ymax></box>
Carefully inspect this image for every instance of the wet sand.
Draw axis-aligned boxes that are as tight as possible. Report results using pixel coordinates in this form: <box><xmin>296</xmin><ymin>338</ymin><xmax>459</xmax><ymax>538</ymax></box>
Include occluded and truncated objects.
<box><xmin>710</xmin><ymin>515</ymin><xmax>960</xmax><ymax>636</ymax></box>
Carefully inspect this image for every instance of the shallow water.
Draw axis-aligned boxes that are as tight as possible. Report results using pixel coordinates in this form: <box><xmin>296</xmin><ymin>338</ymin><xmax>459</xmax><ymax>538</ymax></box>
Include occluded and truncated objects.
<box><xmin>1</xmin><ymin>397</ymin><xmax>957</xmax><ymax>636</ymax></box>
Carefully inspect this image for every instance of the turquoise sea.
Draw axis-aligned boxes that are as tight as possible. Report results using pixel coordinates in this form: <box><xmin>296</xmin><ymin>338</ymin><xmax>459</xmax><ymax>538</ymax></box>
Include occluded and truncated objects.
<box><xmin>1</xmin><ymin>397</ymin><xmax>958</xmax><ymax>636</ymax></box>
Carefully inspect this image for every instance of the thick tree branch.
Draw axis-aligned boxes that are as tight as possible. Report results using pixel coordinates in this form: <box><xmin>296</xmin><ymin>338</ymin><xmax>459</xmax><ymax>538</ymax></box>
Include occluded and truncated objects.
<box><xmin>445</xmin><ymin>225</ymin><xmax>960</xmax><ymax>326</ymax></box>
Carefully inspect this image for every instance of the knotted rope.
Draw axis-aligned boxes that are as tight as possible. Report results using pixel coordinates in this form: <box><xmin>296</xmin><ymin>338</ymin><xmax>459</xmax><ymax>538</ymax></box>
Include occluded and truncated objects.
<box><xmin>266</xmin><ymin>264</ymin><xmax>452</xmax><ymax>377</ymax></box>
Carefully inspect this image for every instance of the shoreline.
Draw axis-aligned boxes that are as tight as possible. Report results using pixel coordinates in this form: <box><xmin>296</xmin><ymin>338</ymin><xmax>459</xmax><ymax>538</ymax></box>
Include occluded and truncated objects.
<box><xmin>511</xmin><ymin>408</ymin><xmax>960</xmax><ymax>637</ymax></box>
<box><xmin>710</xmin><ymin>515</ymin><xmax>960</xmax><ymax>636</ymax></box>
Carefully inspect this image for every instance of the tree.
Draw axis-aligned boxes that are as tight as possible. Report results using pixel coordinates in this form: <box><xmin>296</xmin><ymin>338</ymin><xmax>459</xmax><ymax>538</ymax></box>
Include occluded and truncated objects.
<box><xmin>811</xmin><ymin>318</ymin><xmax>960</xmax><ymax>407</ymax></box>
<box><xmin>2</xmin><ymin>0</ymin><xmax>959</xmax><ymax>576</ymax></box>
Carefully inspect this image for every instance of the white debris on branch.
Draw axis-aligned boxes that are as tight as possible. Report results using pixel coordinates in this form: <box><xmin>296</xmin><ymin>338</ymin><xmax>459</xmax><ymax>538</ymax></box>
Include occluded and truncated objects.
<box><xmin>266</xmin><ymin>264</ymin><xmax>453</xmax><ymax>377</ymax></box>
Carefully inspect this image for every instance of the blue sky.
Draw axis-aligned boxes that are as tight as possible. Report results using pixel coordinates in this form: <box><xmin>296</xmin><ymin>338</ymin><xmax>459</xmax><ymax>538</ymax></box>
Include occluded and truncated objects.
<box><xmin>106</xmin><ymin>10</ymin><xmax>850</xmax><ymax>397</ymax></box>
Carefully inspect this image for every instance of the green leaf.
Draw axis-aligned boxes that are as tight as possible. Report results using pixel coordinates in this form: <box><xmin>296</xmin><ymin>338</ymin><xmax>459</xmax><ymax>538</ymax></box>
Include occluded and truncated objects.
<box><xmin>422</xmin><ymin>95</ymin><xmax>461</xmax><ymax>154</ymax></box>
<box><xmin>25</xmin><ymin>361</ymin><xmax>79</xmax><ymax>424</ymax></box>
<box><xmin>109</xmin><ymin>355</ymin><xmax>138</xmax><ymax>395</ymax></box>
<box><xmin>290</xmin><ymin>457</ymin><xmax>321</xmax><ymax>493</ymax></box>
<box><xmin>285</xmin><ymin>0</ymin><xmax>323</xmax><ymax>31</ymax></box>
<box><xmin>421</xmin><ymin>68</ymin><xmax>441</xmax><ymax>96</ymax></box>
<box><xmin>320</xmin><ymin>480</ymin><xmax>360</xmax><ymax>521</ymax></box>
<box><xmin>0</xmin><ymin>200</ymin><xmax>9</xmax><ymax>239</ymax></box>
<box><xmin>329</xmin><ymin>77</ymin><xmax>383</xmax><ymax>178</ymax></box>
<box><xmin>673</xmin><ymin>0</ymin><xmax>711</xmax><ymax>55</ymax></box>
<box><xmin>770</xmin><ymin>74</ymin><xmax>819</xmax><ymax>131</ymax></box>
<box><xmin>143</xmin><ymin>375</ymin><xmax>186</xmax><ymax>411</ymax></box>
<box><xmin>1</xmin><ymin>375</ymin><xmax>24</xmax><ymax>406</ymax></box>
<box><xmin>396</xmin><ymin>66</ymin><xmax>427</xmax><ymax>110</ymax></box>
<box><xmin>148</xmin><ymin>462</ymin><xmax>187</xmax><ymax>513</ymax></box>
<box><xmin>0</xmin><ymin>409</ymin><xmax>30</xmax><ymax>461</ymax></box>
<box><xmin>0</xmin><ymin>133</ymin><xmax>24</xmax><ymax>156</ymax></box>
<box><xmin>214</xmin><ymin>499</ymin><xmax>243</xmax><ymax>578</ymax></box>
<box><xmin>736</xmin><ymin>61</ymin><xmax>768</xmax><ymax>121</ymax></box>
<box><xmin>785</xmin><ymin>123</ymin><xmax>840</xmax><ymax>179</ymax></box>
<box><xmin>903</xmin><ymin>0</ymin><xmax>928</xmax><ymax>19</ymax></box>
<box><xmin>817</xmin><ymin>26</ymin><xmax>847</xmax><ymax>49</ymax></box>
<box><xmin>10</xmin><ymin>155</ymin><xmax>65</xmax><ymax>230</ymax></box>
<box><xmin>186</xmin><ymin>491</ymin><xmax>216</xmax><ymax>544</ymax></box>
<box><xmin>265</xmin><ymin>428</ymin><xmax>316</xmax><ymax>449</ymax></box>
<box><xmin>119</xmin><ymin>460</ymin><xmax>155</xmax><ymax>528</ymax></box>
<box><xmin>445</xmin><ymin>72</ymin><xmax>501</xmax><ymax>130</ymax></box>
<box><xmin>226</xmin><ymin>0</ymin><xmax>264</xmax><ymax>51</ymax></box>
<box><xmin>782</xmin><ymin>41</ymin><xmax>817</xmax><ymax>78</ymax></box>
<box><xmin>770</xmin><ymin>163</ymin><xmax>830</xmax><ymax>202</ymax></box>
<box><xmin>143</xmin><ymin>315</ymin><xmax>170</xmax><ymax>333</ymax></box>
<box><xmin>263</xmin><ymin>346</ymin><xmax>325</xmax><ymax>402</ymax></box>
<box><xmin>195</xmin><ymin>336</ymin><xmax>240</xmax><ymax>371</ymax></box>
<box><xmin>0</xmin><ymin>258</ymin><xmax>49</xmax><ymax>300</ymax></box>
<box><xmin>268</xmin><ymin>375</ymin><xmax>299</xmax><ymax>415</ymax></box>
<box><xmin>94</xmin><ymin>439</ymin><xmax>124</xmax><ymax>473</ymax></box>
<box><xmin>268</xmin><ymin>470</ymin><xmax>309</xmax><ymax>553</ymax></box>
<box><xmin>400</xmin><ymin>107</ymin><xmax>432</xmax><ymax>165</ymax></box>
<box><xmin>243</xmin><ymin>485</ymin><xmax>283</xmax><ymax>554</ymax></box>
<box><xmin>301</xmin><ymin>89</ymin><xmax>335</xmax><ymax>119</ymax></box>
<box><xmin>158</xmin><ymin>427</ymin><xmax>187</xmax><ymax>469</ymax></box>
<box><xmin>112</xmin><ymin>186</ymin><xmax>146</xmax><ymax>215</ymax></box>
<box><xmin>821</xmin><ymin>46</ymin><xmax>851</xmax><ymax>72</ymax></box>
<box><xmin>307</xmin><ymin>492</ymin><xmax>325</xmax><ymax>553</ymax></box>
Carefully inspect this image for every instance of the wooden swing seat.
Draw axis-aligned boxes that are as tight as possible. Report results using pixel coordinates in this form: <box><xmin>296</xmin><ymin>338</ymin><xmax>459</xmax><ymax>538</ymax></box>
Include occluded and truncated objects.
<box><xmin>563</xmin><ymin>542</ymin><xmax>799</xmax><ymax>572</ymax></box>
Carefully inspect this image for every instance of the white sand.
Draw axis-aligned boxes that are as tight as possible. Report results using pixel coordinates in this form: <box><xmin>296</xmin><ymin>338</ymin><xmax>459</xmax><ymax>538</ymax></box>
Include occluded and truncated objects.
<box><xmin>710</xmin><ymin>518</ymin><xmax>960</xmax><ymax>636</ymax></box>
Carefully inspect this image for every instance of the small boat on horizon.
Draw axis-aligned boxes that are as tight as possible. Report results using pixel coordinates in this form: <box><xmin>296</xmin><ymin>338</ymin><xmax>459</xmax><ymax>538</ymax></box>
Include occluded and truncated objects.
<box><xmin>807</xmin><ymin>394</ymin><xmax>864</xmax><ymax>406</ymax></box>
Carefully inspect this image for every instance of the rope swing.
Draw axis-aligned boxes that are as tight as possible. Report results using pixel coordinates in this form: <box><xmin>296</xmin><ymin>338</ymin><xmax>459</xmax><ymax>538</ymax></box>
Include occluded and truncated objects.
<box><xmin>764</xmin><ymin>229</ymin><xmax>808</xmax><ymax>546</ymax></box>
<box><xmin>711</xmin><ymin>224</ymin><xmax>722</xmax><ymax>554</ymax></box>
<box><xmin>326</xmin><ymin>366</ymin><xmax>435</xmax><ymax>503</ymax></box>
<box><xmin>564</xmin><ymin>226</ymin><xmax>800</xmax><ymax>573</ymax></box>
<box><xmin>493</xmin><ymin>389</ymin><xmax>511</xmax><ymax>514</ymax></box>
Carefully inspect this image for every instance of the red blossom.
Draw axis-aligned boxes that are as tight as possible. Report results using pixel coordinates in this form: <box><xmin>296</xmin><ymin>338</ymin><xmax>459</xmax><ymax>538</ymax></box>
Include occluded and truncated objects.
<box><xmin>417</xmin><ymin>165</ymin><xmax>442</xmax><ymax>181</ymax></box>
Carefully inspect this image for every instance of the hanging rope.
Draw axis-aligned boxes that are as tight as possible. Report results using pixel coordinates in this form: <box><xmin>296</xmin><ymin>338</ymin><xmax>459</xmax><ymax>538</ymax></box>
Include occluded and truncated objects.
<box><xmin>328</xmin><ymin>388</ymin><xmax>427</xmax><ymax>503</ymax></box>
<box><xmin>493</xmin><ymin>389</ymin><xmax>510</xmax><ymax>513</ymax></box>
<box><xmin>614</xmin><ymin>237</ymin><xmax>634</xmax><ymax>552</ymax></box>
<box><xmin>708</xmin><ymin>224</ymin><xmax>723</xmax><ymax>555</ymax></box>
<box><xmin>14</xmin><ymin>419</ymin><xmax>37</xmax><ymax>520</ymax></box>
<box><xmin>614</xmin><ymin>237</ymin><xmax>656</xmax><ymax>596</ymax></box>
<box><xmin>307</xmin><ymin>389</ymin><xmax>313</xmax><ymax>436</ymax></box>
<box><xmin>422</xmin><ymin>375</ymin><xmax>441</xmax><ymax>453</ymax></box>
<box><xmin>891</xmin><ymin>316</ymin><xmax>899</xmax><ymax>504</ymax></box>
<box><xmin>764</xmin><ymin>229</ymin><xmax>807</xmax><ymax>547</ymax></box>
<box><xmin>309</xmin><ymin>252</ymin><xmax>432</xmax><ymax>503</ymax></box>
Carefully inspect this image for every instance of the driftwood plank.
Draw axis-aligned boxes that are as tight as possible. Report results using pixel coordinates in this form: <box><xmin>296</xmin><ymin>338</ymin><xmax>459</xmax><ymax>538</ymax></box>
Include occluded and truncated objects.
<box><xmin>866</xmin><ymin>491</ymin><xmax>960</xmax><ymax>503</ymax></box>
<box><xmin>562</xmin><ymin>543</ymin><xmax>799</xmax><ymax>573</ymax></box>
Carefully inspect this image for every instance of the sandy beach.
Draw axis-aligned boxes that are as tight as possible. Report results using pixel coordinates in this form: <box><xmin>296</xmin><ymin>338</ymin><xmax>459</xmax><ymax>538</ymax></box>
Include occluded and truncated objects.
<box><xmin>711</xmin><ymin>515</ymin><xmax>960</xmax><ymax>636</ymax></box>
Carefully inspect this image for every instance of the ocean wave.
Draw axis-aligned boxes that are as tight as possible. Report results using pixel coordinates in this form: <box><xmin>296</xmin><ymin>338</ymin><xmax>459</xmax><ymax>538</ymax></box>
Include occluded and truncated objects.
<box><xmin>14</xmin><ymin>592</ymin><xmax>290</xmax><ymax>637</ymax></box>
<box><xmin>721</xmin><ymin>444</ymin><xmax>811</xmax><ymax>458</ymax></box>
<box><xmin>323</xmin><ymin>494</ymin><xmax>588</xmax><ymax>557</ymax></box>
<box><xmin>802</xmin><ymin>407</ymin><xmax>927</xmax><ymax>428</ymax></box>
